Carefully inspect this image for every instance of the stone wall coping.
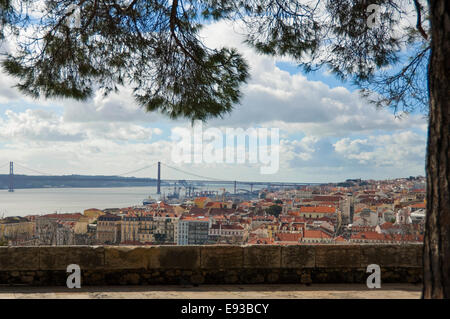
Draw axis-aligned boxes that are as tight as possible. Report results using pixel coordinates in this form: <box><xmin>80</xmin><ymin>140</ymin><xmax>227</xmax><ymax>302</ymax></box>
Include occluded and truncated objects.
<box><xmin>0</xmin><ymin>244</ymin><xmax>423</xmax><ymax>271</ymax></box>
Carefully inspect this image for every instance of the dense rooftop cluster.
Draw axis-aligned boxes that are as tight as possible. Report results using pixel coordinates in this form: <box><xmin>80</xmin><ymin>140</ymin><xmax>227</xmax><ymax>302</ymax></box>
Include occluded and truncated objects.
<box><xmin>0</xmin><ymin>177</ymin><xmax>426</xmax><ymax>246</ymax></box>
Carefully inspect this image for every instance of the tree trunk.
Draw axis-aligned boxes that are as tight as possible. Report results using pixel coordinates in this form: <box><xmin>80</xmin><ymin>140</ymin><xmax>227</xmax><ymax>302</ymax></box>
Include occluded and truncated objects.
<box><xmin>423</xmin><ymin>0</ymin><xmax>450</xmax><ymax>299</ymax></box>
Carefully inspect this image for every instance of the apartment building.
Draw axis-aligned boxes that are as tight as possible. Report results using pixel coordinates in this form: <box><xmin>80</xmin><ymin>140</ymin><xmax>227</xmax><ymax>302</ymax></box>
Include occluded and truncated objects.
<box><xmin>35</xmin><ymin>213</ymin><xmax>82</xmax><ymax>245</ymax></box>
<box><xmin>0</xmin><ymin>217</ymin><xmax>35</xmax><ymax>244</ymax></box>
<box><xmin>121</xmin><ymin>212</ymin><xmax>179</xmax><ymax>244</ymax></box>
<box><xmin>96</xmin><ymin>214</ymin><xmax>121</xmax><ymax>244</ymax></box>
<box><xmin>209</xmin><ymin>223</ymin><xmax>247</xmax><ymax>243</ymax></box>
<box><xmin>177</xmin><ymin>216</ymin><xmax>210</xmax><ymax>245</ymax></box>
<box><xmin>299</xmin><ymin>206</ymin><xmax>336</xmax><ymax>219</ymax></box>
<box><xmin>151</xmin><ymin>213</ymin><xmax>180</xmax><ymax>244</ymax></box>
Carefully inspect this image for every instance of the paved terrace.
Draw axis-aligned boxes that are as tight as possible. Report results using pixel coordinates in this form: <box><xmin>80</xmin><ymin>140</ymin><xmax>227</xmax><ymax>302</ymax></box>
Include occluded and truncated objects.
<box><xmin>0</xmin><ymin>284</ymin><xmax>421</xmax><ymax>299</ymax></box>
<box><xmin>0</xmin><ymin>244</ymin><xmax>423</xmax><ymax>299</ymax></box>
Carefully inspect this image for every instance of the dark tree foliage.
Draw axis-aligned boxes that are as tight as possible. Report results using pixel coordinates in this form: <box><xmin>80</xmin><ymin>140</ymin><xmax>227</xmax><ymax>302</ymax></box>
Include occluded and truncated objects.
<box><xmin>0</xmin><ymin>0</ymin><xmax>249</xmax><ymax>121</ymax></box>
<box><xmin>0</xmin><ymin>0</ymin><xmax>12</xmax><ymax>40</ymax></box>
<box><xmin>266</xmin><ymin>204</ymin><xmax>282</xmax><ymax>217</ymax></box>
<box><xmin>229</xmin><ymin>0</ymin><xmax>430</xmax><ymax>115</ymax></box>
<box><xmin>0</xmin><ymin>0</ymin><xmax>429</xmax><ymax>119</ymax></box>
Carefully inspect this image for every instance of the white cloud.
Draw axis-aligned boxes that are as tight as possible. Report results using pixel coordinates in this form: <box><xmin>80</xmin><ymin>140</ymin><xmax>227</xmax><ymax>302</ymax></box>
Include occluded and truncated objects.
<box><xmin>280</xmin><ymin>136</ymin><xmax>319</xmax><ymax>162</ymax></box>
<box><xmin>201</xmin><ymin>21</ymin><xmax>426</xmax><ymax>138</ymax></box>
<box><xmin>0</xmin><ymin>109</ymin><xmax>156</xmax><ymax>143</ymax></box>
<box><xmin>0</xmin><ymin>73</ymin><xmax>21</xmax><ymax>104</ymax></box>
<box><xmin>333</xmin><ymin>131</ymin><xmax>426</xmax><ymax>167</ymax></box>
<box><xmin>62</xmin><ymin>87</ymin><xmax>155</xmax><ymax>123</ymax></box>
<box><xmin>0</xmin><ymin>109</ymin><xmax>85</xmax><ymax>142</ymax></box>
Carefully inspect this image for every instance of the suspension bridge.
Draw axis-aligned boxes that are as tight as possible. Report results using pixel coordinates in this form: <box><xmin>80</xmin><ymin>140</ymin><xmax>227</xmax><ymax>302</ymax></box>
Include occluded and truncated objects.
<box><xmin>0</xmin><ymin>161</ymin><xmax>320</xmax><ymax>194</ymax></box>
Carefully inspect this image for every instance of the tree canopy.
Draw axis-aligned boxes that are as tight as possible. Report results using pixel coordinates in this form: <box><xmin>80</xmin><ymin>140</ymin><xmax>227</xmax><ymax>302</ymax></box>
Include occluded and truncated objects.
<box><xmin>0</xmin><ymin>0</ymin><xmax>430</xmax><ymax>120</ymax></box>
<box><xmin>266</xmin><ymin>204</ymin><xmax>282</xmax><ymax>217</ymax></box>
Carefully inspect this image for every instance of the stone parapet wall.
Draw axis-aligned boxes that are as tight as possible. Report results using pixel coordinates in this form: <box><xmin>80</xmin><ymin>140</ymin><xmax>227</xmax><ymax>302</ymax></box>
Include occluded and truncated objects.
<box><xmin>0</xmin><ymin>244</ymin><xmax>423</xmax><ymax>286</ymax></box>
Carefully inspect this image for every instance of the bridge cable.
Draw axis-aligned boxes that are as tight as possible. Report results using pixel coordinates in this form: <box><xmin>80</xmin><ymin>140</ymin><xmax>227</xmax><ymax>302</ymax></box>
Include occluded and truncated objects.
<box><xmin>160</xmin><ymin>163</ymin><xmax>312</xmax><ymax>186</ymax></box>
<box><xmin>13</xmin><ymin>162</ymin><xmax>56</xmax><ymax>176</ymax></box>
<box><xmin>115</xmin><ymin>162</ymin><xmax>159</xmax><ymax>177</ymax></box>
<box><xmin>161</xmin><ymin>162</ymin><xmax>234</xmax><ymax>182</ymax></box>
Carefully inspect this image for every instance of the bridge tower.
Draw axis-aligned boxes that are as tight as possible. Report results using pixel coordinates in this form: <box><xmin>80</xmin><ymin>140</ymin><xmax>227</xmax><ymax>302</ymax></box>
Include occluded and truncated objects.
<box><xmin>8</xmin><ymin>162</ymin><xmax>14</xmax><ymax>192</ymax></box>
<box><xmin>157</xmin><ymin>161</ymin><xmax>161</xmax><ymax>195</ymax></box>
<box><xmin>234</xmin><ymin>181</ymin><xmax>237</xmax><ymax>195</ymax></box>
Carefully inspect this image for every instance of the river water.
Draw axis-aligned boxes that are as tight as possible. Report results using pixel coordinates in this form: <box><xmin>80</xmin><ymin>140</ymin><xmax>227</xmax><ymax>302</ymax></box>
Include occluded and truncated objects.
<box><xmin>0</xmin><ymin>185</ymin><xmax>244</xmax><ymax>217</ymax></box>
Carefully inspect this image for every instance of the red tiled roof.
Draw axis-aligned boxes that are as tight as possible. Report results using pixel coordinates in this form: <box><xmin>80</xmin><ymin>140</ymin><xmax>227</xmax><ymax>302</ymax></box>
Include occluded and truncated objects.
<box><xmin>303</xmin><ymin>229</ymin><xmax>332</xmax><ymax>239</ymax></box>
<box><xmin>275</xmin><ymin>233</ymin><xmax>302</xmax><ymax>242</ymax></box>
<box><xmin>409</xmin><ymin>202</ymin><xmax>426</xmax><ymax>209</ymax></box>
<box><xmin>209</xmin><ymin>208</ymin><xmax>236</xmax><ymax>216</ymax></box>
<box><xmin>188</xmin><ymin>207</ymin><xmax>209</xmax><ymax>215</ymax></box>
<box><xmin>353</xmin><ymin>231</ymin><xmax>423</xmax><ymax>242</ymax></box>
<box><xmin>205</xmin><ymin>202</ymin><xmax>223</xmax><ymax>208</ymax></box>
<box><xmin>335</xmin><ymin>236</ymin><xmax>347</xmax><ymax>242</ymax></box>
<box><xmin>380</xmin><ymin>222</ymin><xmax>395</xmax><ymax>229</ymax></box>
<box><xmin>248</xmin><ymin>237</ymin><xmax>275</xmax><ymax>245</ymax></box>
<box><xmin>312</xmin><ymin>195</ymin><xmax>342</xmax><ymax>202</ymax></box>
<box><xmin>351</xmin><ymin>231</ymin><xmax>385</xmax><ymax>240</ymax></box>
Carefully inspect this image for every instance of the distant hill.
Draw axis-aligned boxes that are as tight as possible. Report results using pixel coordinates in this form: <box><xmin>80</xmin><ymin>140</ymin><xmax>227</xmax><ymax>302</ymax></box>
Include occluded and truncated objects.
<box><xmin>0</xmin><ymin>174</ymin><xmax>157</xmax><ymax>189</ymax></box>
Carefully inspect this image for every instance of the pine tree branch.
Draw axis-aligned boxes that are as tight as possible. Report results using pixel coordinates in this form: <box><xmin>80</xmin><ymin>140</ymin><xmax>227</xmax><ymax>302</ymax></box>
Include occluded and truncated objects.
<box><xmin>169</xmin><ymin>0</ymin><xmax>201</xmax><ymax>65</ymax></box>
<box><xmin>413</xmin><ymin>0</ymin><xmax>428</xmax><ymax>40</ymax></box>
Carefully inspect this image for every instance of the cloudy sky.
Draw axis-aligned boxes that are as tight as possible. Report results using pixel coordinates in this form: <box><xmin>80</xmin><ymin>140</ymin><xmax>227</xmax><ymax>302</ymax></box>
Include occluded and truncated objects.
<box><xmin>0</xmin><ymin>21</ymin><xmax>427</xmax><ymax>183</ymax></box>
